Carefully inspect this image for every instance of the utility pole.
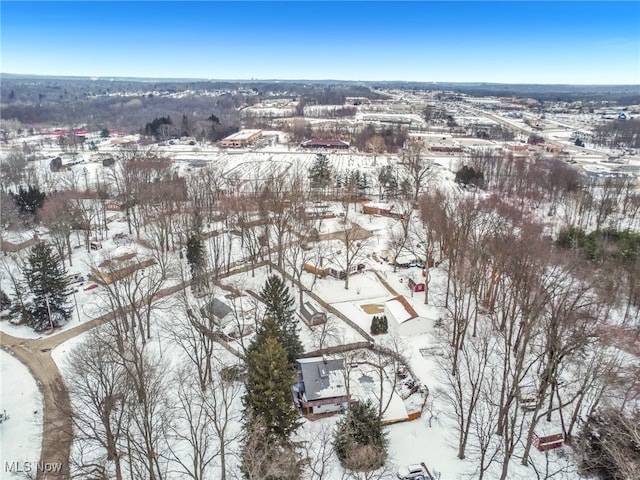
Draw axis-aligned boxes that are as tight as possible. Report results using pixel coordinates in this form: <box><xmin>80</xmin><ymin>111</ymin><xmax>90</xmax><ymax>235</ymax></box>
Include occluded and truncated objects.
<box><xmin>72</xmin><ymin>289</ymin><xmax>81</xmax><ymax>323</ymax></box>
<box><xmin>44</xmin><ymin>294</ymin><xmax>54</xmax><ymax>331</ymax></box>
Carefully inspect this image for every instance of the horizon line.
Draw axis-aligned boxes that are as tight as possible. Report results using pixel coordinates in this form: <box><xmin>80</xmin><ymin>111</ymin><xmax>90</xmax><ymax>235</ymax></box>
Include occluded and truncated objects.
<box><xmin>2</xmin><ymin>72</ymin><xmax>639</xmax><ymax>88</ymax></box>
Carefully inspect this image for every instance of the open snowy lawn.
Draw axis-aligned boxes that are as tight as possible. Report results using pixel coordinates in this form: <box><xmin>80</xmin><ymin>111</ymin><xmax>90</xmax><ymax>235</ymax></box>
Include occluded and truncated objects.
<box><xmin>0</xmin><ymin>350</ymin><xmax>43</xmax><ymax>473</ymax></box>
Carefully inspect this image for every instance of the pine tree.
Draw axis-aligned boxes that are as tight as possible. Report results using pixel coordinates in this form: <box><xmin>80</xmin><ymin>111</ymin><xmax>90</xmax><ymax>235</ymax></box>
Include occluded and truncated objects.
<box><xmin>12</xmin><ymin>185</ymin><xmax>46</xmax><ymax>215</ymax></box>
<box><xmin>260</xmin><ymin>275</ymin><xmax>303</xmax><ymax>365</ymax></box>
<box><xmin>243</xmin><ymin>336</ymin><xmax>300</xmax><ymax>441</ymax></box>
<box><xmin>186</xmin><ymin>233</ymin><xmax>207</xmax><ymax>290</ymax></box>
<box><xmin>24</xmin><ymin>241</ymin><xmax>70</xmax><ymax>330</ymax></box>
<box><xmin>334</xmin><ymin>400</ymin><xmax>388</xmax><ymax>471</ymax></box>
<box><xmin>309</xmin><ymin>153</ymin><xmax>332</xmax><ymax>197</ymax></box>
<box><xmin>0</xmin><ymin>288</ymin><xmax>11</xmax><ymax>311</ymax></box>
<box><xmin>371</xmin><ymin>316</ymin><xmax>380</xmax><ymax>334</ymax></box>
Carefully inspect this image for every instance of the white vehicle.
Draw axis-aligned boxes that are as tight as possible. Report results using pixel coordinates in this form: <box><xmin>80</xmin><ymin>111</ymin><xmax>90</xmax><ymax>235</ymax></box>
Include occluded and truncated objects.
<box><xmin>397</xmin><ymin>463</ymin><xmax>428</xmax><ymax>480</ymax></box>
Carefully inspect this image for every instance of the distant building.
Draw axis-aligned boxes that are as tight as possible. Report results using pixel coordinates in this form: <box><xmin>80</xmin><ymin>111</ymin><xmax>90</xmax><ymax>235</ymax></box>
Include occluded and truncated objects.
<box><xmin>362</xmin><ymin>202</ymin><xmax>394</xmax><ymax>216</ymax></box>
<box><xmin>300</xmin><ymin>138</ymin><xmax>350</xmax><ymax>150</ymax></box>
<box><xmin>539</xmin><ymin>143</ymin><xmax>564</xmax><ymax>153</ymax></box>
<box><xmin>220</xmin><ymin>129</ymin><xmax>262</xmax><ymax>148</ymax></box>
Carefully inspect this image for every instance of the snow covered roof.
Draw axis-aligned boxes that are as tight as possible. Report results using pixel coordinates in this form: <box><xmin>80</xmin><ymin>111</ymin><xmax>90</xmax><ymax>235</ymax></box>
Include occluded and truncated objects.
<box><xmin>297</xmin><ymin>356</ymin><xmax>347</xmax><ymax>401</ymax></box>
<box><xmin>201</xmin><ymin>297</ymin><xmax>232</xmax><ymax>321</ymax></box>
<box><xmin>385</xmin><ymin>295</ymin><xmax>419</xmax><ymax>324</ymax></box>
<box><xmin>222</xmin><ymin>129</ymin><xmax>262</xmax><ymax>140</ymax></box>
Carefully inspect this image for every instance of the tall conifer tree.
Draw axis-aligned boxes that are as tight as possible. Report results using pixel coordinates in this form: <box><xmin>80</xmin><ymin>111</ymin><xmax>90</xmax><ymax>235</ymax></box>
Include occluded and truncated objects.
<box><xmin>24</xmin><ymin>241</ymin><xmax>70</xmax><ymax>330</ymax></box>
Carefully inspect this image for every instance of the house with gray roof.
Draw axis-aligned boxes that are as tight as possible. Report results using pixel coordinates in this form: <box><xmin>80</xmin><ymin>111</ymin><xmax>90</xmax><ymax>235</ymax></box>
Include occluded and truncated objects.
<box><xmin>293</xmin><ymin>356</ymin><xmax>356</xmax><ymax>415</ymax></box>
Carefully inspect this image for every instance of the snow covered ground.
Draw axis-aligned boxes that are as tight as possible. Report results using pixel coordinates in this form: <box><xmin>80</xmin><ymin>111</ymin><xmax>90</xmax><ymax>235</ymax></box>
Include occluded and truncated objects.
<box><xmin>0</xmin><ymin>350</ymin><xmax>43</xmax><ymax>476</ymax></box>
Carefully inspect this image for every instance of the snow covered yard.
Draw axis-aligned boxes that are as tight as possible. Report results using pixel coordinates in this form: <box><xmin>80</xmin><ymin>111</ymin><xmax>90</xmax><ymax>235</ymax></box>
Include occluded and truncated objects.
<box><xmin>0</xmin><ymin>350</ymin><xmax>43</xmax><ymax>476</ymax></box>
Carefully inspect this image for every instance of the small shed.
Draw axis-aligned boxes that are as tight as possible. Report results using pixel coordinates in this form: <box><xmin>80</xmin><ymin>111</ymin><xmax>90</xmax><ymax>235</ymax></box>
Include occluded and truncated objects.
<box><xmin>407</xmin><ymin>272</ymin><xmax>425</xmax><ymax>293</ymax></box>
<box><xmin>300</xmin><ymin>302</ymin><xmax>327</xmax><ymax>326</ymax></box>
<box><xmin>531</xmin><ymin>421</ymin><xmax>564</xmax><ymax>452</ymax></box>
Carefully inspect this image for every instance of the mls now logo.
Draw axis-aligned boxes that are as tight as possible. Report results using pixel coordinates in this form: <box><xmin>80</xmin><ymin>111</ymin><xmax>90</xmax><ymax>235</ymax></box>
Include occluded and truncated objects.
<box><xmin>5</xmin><ymin>461</ymin><xmax>63</xmax><ymax>474</ymax></box>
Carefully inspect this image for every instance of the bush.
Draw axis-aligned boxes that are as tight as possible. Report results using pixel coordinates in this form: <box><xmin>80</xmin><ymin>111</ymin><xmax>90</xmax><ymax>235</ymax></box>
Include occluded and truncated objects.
<box><xmin>455</xmin><ymin>165</ymin><xmax>484</xmax><ymax>187</ymax></box>
<box><xmin>370</xmin><ymin>315</ymin><xmax>388</xmax><ymax>335</ymax></box>
<box><xmin>334</xmin><ymin>400</ymin><xmax>388</xmax><ymax>472</ymax></box>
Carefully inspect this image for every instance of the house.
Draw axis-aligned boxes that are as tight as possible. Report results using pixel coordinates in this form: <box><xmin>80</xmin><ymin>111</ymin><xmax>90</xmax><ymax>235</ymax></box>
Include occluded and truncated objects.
<box><xmin>293</xmin><ymin>356</ymin><xmax>356</xmax><ymax>415</ymax></box>
<box><xmin>384</xmin><ymin>295</ymin><xmax>429</xmax><ymax>335</ymax></box>
<box><xmin>326</xmin><ymin>262</ymin><xmax>365</xmax><ymax>280</ymax></box>
<box><xmin>199</xmin><ymin>295</ymin><xmax>258</xmax><ymax>337</ymax></box>
<box><xmin>90</xmin><ymin>258</ymin><xmax>156</xmax><ymax>285</ymax></box>
<box><xmin>304</xmin><ymin>261</ymin><xmax>365</xmax><ymax>280</ymax></box>
<box><xmin>362</xmin><ymin>202</ymin><xmax>394</xmax><ymax>216</ymax></box>
<box><xmin>300</xmin><ymin>301</ymin><xmax>327</xmax><ymax>326</ymax></box>
<box><xmin>300</xmin><ymin>138</ymin><xmax>350</xmax><ymax>150</ymax></box>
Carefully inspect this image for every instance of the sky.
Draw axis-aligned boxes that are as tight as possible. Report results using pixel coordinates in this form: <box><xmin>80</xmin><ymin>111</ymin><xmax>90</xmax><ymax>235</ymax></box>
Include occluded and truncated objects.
<box><xmin>1</xmin><ymin>1</ymin><xmax>639</xmax><ymax>85</ymax></box>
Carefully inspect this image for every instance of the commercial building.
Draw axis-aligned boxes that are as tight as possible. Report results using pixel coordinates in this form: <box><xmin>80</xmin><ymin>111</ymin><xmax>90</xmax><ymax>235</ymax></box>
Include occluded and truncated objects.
<box><xmin>220</xmin><ymin>129</ymin><xmax>262</xmax><ymax>148</ymax></box>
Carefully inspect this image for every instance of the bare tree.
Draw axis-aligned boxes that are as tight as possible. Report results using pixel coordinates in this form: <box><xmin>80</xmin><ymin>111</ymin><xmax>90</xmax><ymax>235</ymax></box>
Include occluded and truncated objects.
<box><xmin>164</xmin><ymin>359</ymin><xmax>242</xmax><ymax>480</ymax></box>
<box><xmin>39</xmin><ymin>190</ymin><xmax>76</xmax><ymax>268</ymax></box>
<box><xmin>65</xmin><ymin>331</ymin><xmax>129</xmax><ymax>480</ymax></box>
<box><xmin>400</xmin><ymin>140</ymin><xmax>433</xmax><ymax>201</ymax></box>
<box><xmin>331</xmin><ymin>214</ymin><xmax>370</xmax><ymax>290</ymax></box>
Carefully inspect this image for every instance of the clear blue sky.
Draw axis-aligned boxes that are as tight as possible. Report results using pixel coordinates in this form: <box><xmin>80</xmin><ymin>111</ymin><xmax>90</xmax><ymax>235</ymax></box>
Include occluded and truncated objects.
<box><xmin>2</xmin><ymin>1</ymin><xmax>639</xmax><ymax>84</ymax></box>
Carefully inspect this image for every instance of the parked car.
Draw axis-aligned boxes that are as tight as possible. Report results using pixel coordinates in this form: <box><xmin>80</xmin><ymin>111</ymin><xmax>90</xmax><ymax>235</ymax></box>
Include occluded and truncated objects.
<box><xmin>397</xmin><ymin>463</ymin><xmax>430</xmax><ymax>480</ymax></box>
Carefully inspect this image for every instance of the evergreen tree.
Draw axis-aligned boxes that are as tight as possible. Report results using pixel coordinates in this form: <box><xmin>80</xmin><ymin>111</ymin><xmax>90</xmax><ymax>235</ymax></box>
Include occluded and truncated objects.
<box><xmin>180</xmin><ymin>114</ymin><xmax>190</xmax><ymax>137</ymax></box>
<box><xmin>260</xmin><ymin>275</ymin><xmax>303</xmax><ymax>365</ymax></box>
<box><xmin>24</xmin><ymin>241</ymin><xmax>70</xmax><ymax>330</ymax></box>
<box><xmin>455</xmin><ymin>165</ymin><xmax>484</xmax><ymax>187</ymax></box>
<box><xmin>186</xmin><ymin>232</ymin><xmax>207</xmax><ymax>290</ymax></box>
<box><xmin>12</xmin><ymin>185</ymin><xmax>46</xmax><ymax>215</ymax></box>
<box><xmin>0</xmin><ymin>288</ymin><xmax>11</xmax><ymax>311</ymax></box>
<box><xmin>243</xmin><ymin>336</ymin><xmax>300</xmax><ymax>442</ymax></box>
<box><xmin>334</xmin><ymin>400</ymin><xmax>388</xmax><ymax>471</ymax></box>
<box><xmin>309</xmin><ymin>153</ymin><xmax>332</xmax><ymax>197</ymax></box>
